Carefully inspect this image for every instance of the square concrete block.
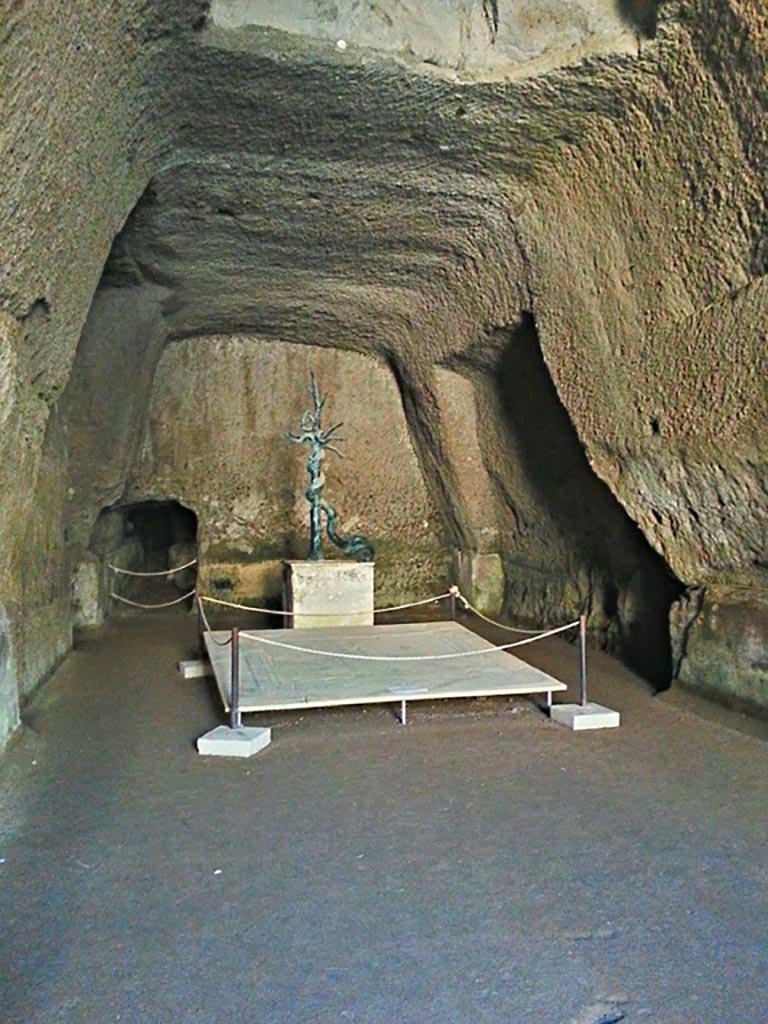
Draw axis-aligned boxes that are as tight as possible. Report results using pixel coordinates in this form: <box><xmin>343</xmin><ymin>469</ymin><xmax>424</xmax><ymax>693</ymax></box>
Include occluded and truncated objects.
<box><xmin>178</xmin><ymin>659</ymin><xmax>212</xmax><ymax>679</ymax></box>
<box><xmin>284</xmin><ymin>560</ymin><xmax>375</xmax><ymax>628</ymax></box>
<box><xmin>196</xmin><ymin>725</ymin><xmax>272</xmax><ymax>758</ymax></box>
<box><xmin>550</xmin><ymin>703</ymin><xmax>620</xmax><ymax>730</ymax></box>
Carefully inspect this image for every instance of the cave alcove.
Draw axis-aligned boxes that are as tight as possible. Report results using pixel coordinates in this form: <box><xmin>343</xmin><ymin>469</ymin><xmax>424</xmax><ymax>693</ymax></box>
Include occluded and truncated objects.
<box><xmin>87</xmin><ymin>499</ymin><xmax>199</xmax><ymax>619</ymax></box>
<box><xmin>120</xmin><ymin>500</ymin><xmax>198</xmax><ymax>573</ymax></box>
<box><xmin>489</xmin><ymin>312</ymin><xmax>683</xmax><ymax>689</ymax></box>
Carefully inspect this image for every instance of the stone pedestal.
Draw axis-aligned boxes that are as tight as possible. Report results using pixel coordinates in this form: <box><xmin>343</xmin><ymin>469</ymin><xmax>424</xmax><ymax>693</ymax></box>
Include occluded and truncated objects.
<box><xmin>550</xmin><ymin>703</ymin><xmax>620</xmax><ymax>730</ymax></box>
<box><xmin>283</xmin><ymin>560</ymin><xmax>375</xmax><ymax>628</ymax></box>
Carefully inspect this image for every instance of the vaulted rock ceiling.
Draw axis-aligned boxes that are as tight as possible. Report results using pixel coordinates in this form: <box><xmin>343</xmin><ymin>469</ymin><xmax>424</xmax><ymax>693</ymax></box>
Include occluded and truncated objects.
<box><xmin>0</xmin><ymin>0</ymin><xmax>766</xmax><ymax>746</ymax></box>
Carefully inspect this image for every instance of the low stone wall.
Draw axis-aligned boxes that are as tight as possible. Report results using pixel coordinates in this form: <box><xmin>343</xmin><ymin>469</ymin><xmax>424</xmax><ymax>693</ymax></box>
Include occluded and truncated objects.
<box><xmin>672</xmin><ymin>586</ymin><xmax>768</xmax><ymax>716</ymax></box>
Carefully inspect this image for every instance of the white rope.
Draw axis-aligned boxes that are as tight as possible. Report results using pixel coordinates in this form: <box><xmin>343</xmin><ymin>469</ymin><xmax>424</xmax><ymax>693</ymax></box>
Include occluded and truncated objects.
<box><xmin>375</xmin><ymin>592</ymin><xmax>454</xmax><ymax>614</ymax></box>
<box><xmin>199</xmin><ymin>591</ymin><xmax>453</xmax><ymax>617</ymax></box>
<box><xmin>200</xmin><ymin>595</ymin><xmax>293</xmax><ymax>616</ymax></box>
<box><xmin>238</xmin><ymin>619</ymin><xmax>578</xmax><ymax>661</ymax></box>
<box><xmin>108</xmin><ymin>558</ymin><xmax>198</xmax><ymax>577</ymax></box>
<box><xmin>196</xmin><ymin>595</ymin><xmax>233</xmax><ymax>647</ymax></box>
<box><xmin>110</xmin><ymin>589</ymin><xmax>196</xmax><ymax>609</ymax></box>
<box><xmin>452</xmin><ymin>588</ymin><xmax>566</xmax><ymax>635</ymax></box>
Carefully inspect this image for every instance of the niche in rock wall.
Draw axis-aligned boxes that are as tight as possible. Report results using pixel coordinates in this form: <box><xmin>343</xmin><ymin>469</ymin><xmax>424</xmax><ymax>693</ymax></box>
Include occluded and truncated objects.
<box><xmin>122</xmin><ymin>500</ymin><xmax>198</xmax><ymax>573</ymax></box>
<box><xmin>74</xmin><ymin>500</ymin><xmax>199</xmax><ymax>626</ymax></box>
<box><xmin>458</xmin><ymin>311</ymin><xmax>682</xmax><ymax>688</ymax></box>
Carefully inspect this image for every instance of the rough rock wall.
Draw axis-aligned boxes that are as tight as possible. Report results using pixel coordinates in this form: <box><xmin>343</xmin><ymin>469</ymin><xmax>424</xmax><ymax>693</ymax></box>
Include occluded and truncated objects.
<box><xmin>0</xmin><ymin>0</ymin><xmax>206</xmax><ymax>745</ymax></box>
<box><xmin>128</xmin><ymin>0</ymin><xmax>765</xmax><ymax>709</ymax></box>
<box><xmin>2</xmin><ymin>0</ymin><xmax>767</xmax><ymax>750</ymax></box>
<box><xmin>210</xmin><ymin>0</ymin><xmax>642</xmax><ymax>78</ymax></box>
<box><xmin>518</xmin><ymin>0</ymin><xmax>768</xmax><ymax>707</ymax></box>
<box><xmin>126</xmin><ymin>336</ymin><xmax>447</xmax><ymax>604</ymax></box>
<box><xmin>56</xmin><ymin>0</ymin><xmax>768</xmax><ymax>711</ymax></box>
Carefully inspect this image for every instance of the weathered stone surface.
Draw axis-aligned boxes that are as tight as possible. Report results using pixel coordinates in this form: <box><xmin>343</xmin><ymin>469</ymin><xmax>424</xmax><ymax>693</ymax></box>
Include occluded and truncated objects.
<box><xmin>2</xmin><ymin>0</ymin><xmax>768</xmax><ymax>746</ymax></box>
<box><xmin>284</xmin><ymin>561</ymin><xmax>375</xmax><ymax>628</ymax></box>
<box><xmin>168</xmin><ymin>542</ymin><xmax>199</xmax><ymax>592</ymax></box>
<box><xmin>71</xmin><ymin>556</ymin><xmax>105</xmax><ymax>629</ymax></box>
<box><xmin>210</xmin><ymin>0</ymin><xmax>642</xmax><ymax>80</ymax></box>
<box><xmin>454</xmin><ymin>550</ymin><xmax>505</xmax><ymax>616</ymax></box>
<box><xmin>671</xmin><ymin>586</ymin><xmax>768</xmax><ymax>715</ymax></box>
<box><xmin>0</xmin><ymin>0</ymin><xmax>206</xmax><ymax>746</ymax></box>
<box><xmin>127</xmin><ymin>337</ymin><xmax>447</xmax><ymax>604</ymax></box>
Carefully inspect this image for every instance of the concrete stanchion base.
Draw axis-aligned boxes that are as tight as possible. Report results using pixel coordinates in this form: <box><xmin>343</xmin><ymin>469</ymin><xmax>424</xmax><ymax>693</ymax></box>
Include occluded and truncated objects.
<box><xmin>178</xmin><ymin>660</ymin><xmax>212</xmax><ymax>679</ymax></box>
<box><xmin>197</xmin><ymin>725</ymin><xmax>272</xmax><ymax>757</ymax></box>
<box><xmin>550</xmin><ymin>703</ymin><xmax>620</xmax><ymax>730</ymax></box>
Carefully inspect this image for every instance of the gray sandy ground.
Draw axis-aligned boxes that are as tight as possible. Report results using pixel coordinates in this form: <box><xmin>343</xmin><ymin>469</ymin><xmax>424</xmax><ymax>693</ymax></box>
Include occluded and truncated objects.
<box><xmin>1</xmin><ymin>611</ymin><xmax>767</xmax><ymax>1024</ymax></box>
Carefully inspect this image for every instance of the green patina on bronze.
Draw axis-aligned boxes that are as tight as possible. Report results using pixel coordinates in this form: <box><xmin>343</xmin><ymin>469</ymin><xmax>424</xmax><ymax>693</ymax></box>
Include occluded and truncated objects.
<box><xmin>286</xmin><ymin>372</ymin><xmax>374</xmax><ymax>563</ymax></box>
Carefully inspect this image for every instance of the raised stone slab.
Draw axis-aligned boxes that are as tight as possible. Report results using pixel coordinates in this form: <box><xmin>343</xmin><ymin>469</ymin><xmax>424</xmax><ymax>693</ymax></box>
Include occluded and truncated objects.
<box><xmin>197</xmin><ymin>725</ymin><xmax>272</xmax><ymax>758</ymax></box>
<box><xmin>550</xmin><ymin>703</ymin><xmax>620</xmax><ymax>730</ymax></box>
<box><xmin>178</xmin><ymin>659</ymin><xmax>212</xmax><ymax>679</ymax></box>
<box><xmin>283</xmin><ymin>559</ymin><xmax>375</xmax><ymax>628</ymax></box>
<box><xmin>204</xmin><ymin>621</ymin><xmax>567</xmax><ymax>714</ymax></box>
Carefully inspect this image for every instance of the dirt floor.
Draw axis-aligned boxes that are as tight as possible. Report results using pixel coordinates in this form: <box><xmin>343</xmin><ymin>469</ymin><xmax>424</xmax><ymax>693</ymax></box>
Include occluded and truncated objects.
<box><xmin>1</xmin><ymin>608</ymin><xmax>767</xmax><ymax>1024</ymax></box>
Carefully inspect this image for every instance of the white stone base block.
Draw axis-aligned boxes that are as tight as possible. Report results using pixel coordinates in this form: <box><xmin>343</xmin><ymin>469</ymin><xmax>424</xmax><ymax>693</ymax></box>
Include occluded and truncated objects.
<box><xmin>196</xmin><ymin>725</ymin><xmax>272</xmax><ymax>758</ymax></box>
<box><xmin>178</xmin><ymin>659</ymin><xmax>212</xmax><ymax>679</ymax></box>
<box><xmin>550</xmin><ymin>703</ymin><xmax>620</xmax><ymax>730</ymax></box>
<box><xmin>284</xmin><ymin>559</ymin><xmax>375</xmax><ymax>628</ymax></box>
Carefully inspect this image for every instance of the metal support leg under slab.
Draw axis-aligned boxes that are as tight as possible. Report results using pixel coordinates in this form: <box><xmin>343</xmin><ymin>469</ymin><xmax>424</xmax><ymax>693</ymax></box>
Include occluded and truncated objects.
<box><xmin>400</xmin><ymin>699</ymin><xmax>407</xmax><ymax>726</ymax></box>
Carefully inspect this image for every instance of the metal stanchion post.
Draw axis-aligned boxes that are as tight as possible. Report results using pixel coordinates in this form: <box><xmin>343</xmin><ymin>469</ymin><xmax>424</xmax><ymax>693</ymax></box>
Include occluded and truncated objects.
<box><xmin>230</xmin><ymin>627</ymin><xmax>241</xmax><ymax>729</ymax></box>
<box><xmin>450</xmin><ymin>586</ymin><xmax>457</xmax><ymax>622</ymax></box>
<box><xmin>578</xmin><ymin>613</ymin><xmax>588</xmax><ymax>707</ymax></box>
<box><xmin>196</xmin><ymin>593</ymin><xmax>204</xmax><ymax>659</ymax></box>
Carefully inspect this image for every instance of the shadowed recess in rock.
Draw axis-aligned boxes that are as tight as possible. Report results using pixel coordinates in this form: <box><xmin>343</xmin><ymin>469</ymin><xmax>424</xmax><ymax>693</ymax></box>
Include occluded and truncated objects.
<box><xmin>124</xmin><ymin>500</ymin><xmax>198</xmax><ymax>572</ymax></box>
<box><xmin>470</xmin><ymin>312</ymin><xmax>682</xmax><ymax>688</ymax></box>
<box><xmin>90</xmin><ymin>500</ymin><xmax>199</xmax><ymax>600</ymax></box>
<box><xmin>616</xmin><ymin>0</ymin><xmax>662</xmax><ymax>38</ymax></box>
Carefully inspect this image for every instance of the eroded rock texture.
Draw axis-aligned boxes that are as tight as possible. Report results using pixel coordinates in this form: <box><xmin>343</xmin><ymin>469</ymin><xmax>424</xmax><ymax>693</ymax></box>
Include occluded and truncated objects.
<box><xmin>0</xmin><ymin>0</ymin><xmax>766</xmax><ymax>746</ymax></box>
<box><xmin>127</xmin><ymin>337</ymin><xmax>446</xmax><ymax>603</ymax></box>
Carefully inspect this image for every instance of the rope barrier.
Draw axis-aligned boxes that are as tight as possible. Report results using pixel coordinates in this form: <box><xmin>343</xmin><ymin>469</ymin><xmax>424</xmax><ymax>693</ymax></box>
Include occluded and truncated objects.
<box><xmin>196</xmin><ymin>595</ymin><xmax>233</xmax><ymax>647</ymax></box>
<box><xmin>108</xmin><ymin>558</ymin><xmax>198</xmax><ymax>577</ymax></box>
<box><xmin>452</xmin><ymin>588</ymin><xmax>565</xmax><ymax>635</ymax></box>
<box><xmin>109</xmin><ymin>561</ymin><xmax>577</xmax><ymax>655</ymax></box>
<box><xmin>237</xmin><ymin>619</ymin><xmax>579</xmax><ymax>662</ymax></box>
<box><xmin>199</xmin><ymin>590</ymin><xmax>454</xmax><ymax>617</ymax></box>
<box><xmin>110</xmin><ymin>589</ymin><xmax>196</xmax><ymax>609</ymax></box>
<box><xmin>373</xmin><ymin>592</ymin><xmax>455</xmax><ymax>614</ymax></box>
<box><xmin>200</xmin><ymin>595</ymin><xmax>293</xmax><ymax>616</ymax></box>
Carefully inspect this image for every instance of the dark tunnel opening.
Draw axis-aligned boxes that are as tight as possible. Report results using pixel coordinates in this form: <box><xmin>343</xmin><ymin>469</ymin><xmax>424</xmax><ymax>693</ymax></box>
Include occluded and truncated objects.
<box><xmin>90</xmin><ymin>499</ymin><xmax>199</xmax><ymax>610</ymax></box>
<box><xmin>492</xmin><ymin>312</ymin><xmax>683</xmax><ymax>689</ymax></box>
<box><xmin>124</xmin><ymin>500</ymin><xmax>198</xmax><ymax>573</ymax></box>
<box><xmin>616</xmin><ymin>0</ymin><xmax>661</xmax><ymax>39</ymax></box>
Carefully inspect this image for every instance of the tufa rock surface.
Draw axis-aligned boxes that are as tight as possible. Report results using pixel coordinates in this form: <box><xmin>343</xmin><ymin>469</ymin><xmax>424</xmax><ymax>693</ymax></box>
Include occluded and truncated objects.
<box><xmin>1</xmin><ymin>0</ymin><xmax>767</xmax><ymax>745</ymax></box>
